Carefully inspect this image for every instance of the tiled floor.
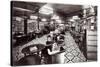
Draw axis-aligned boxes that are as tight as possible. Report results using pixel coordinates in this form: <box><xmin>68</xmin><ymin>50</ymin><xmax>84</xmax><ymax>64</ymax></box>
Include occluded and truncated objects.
<box><xmin>12</xmin><ymin>32</ymin><xmax>86</xmax><ymax>64</ymax></box>
<box><xmin>64</xmin><ymin>32</ymin><xmax>86</xmax><ymax>63</ymax></box>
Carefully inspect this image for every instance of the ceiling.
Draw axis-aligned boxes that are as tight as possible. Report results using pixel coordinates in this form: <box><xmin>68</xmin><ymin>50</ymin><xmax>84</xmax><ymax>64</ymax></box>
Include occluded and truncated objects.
<box><xmin>11</xmin><ymin>1</ymin><xmax>83</xmax><ymax>17</ymax></box>
<box><xmin>11</xmin><ymin>1</ymin><xmax>45</xmax><ymax>17</ymax></box>
<box><xmin>52</xmin><ymin>4</ymin><xmax>83</xmax><ymax>17</ymax></box>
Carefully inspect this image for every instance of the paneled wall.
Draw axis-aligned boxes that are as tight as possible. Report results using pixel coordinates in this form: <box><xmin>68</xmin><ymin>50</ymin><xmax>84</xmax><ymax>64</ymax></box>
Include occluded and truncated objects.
<box><xmin>86</xmin><ymin>30</ymin><xmax>97</xmax><ymax>61</ymax></box>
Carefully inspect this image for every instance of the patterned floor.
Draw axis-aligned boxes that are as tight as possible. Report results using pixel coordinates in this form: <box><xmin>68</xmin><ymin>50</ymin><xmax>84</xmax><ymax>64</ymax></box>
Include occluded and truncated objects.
<box><xmin>12</xmin><ymin>32</ymin><xmax>86</xmax><ymax>64</ymax></box>
<box><xmin>64</xmin><ymin>32</ymin><xmax>86</xmax><ymax>63</ymax></box>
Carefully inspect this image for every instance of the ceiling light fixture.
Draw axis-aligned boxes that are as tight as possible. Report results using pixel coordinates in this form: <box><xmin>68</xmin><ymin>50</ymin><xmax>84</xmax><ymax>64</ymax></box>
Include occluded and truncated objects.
<box><xmin>39</xmin><ymin>4</ymin><xmax>53</xmax><ymax>15</ymax></box>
